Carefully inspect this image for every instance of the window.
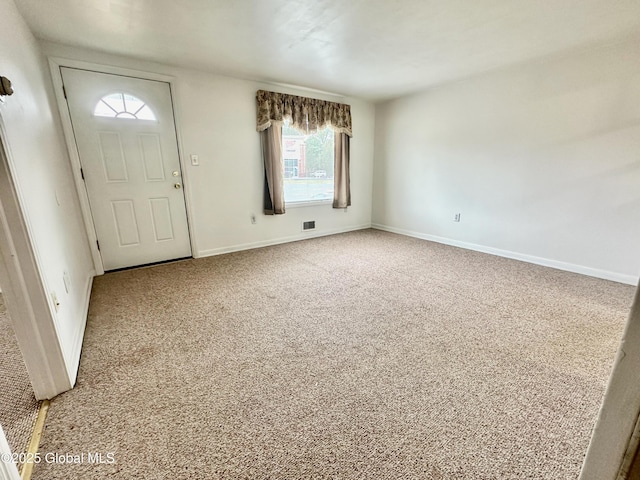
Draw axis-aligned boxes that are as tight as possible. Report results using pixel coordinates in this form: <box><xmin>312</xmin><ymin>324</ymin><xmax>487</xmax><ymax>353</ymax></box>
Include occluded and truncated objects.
<box><xmin>256</xmin><ymin>89</ymin><xmax>351</xmax><ymax>215</ymax></box>
<box><xmin>282</xmin><ymin>120</ymin><xmax>334</xmax><ymax>204</ymax></box>
<box><xmin>93</xmin><ymin>93</ymin><xmax>156</xmax><ymax>120</ymax></box>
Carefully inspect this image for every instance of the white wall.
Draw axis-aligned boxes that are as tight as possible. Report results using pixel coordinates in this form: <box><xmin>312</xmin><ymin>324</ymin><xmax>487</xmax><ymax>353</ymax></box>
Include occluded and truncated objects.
<box><xmin>0</xmin><ymin>0</ymin><xmax>94</xmax><ymax>385</ymax></box>
<box><xmin>372</xmin><ymin>35</ymin><xmax>640</xmax><ymax>284</ymax></box>
<box><xmin>42</xmin><ymin>43</ymin><xmax>375</xmax><ymax>258</ymax></box>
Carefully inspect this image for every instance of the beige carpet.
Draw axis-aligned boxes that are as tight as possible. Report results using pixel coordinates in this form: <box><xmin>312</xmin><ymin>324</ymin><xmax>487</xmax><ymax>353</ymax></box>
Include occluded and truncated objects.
<box><xmin>33</xmin><ymin>230</ymin><xmax>634</xmax><ymax>479</ymax></box>
<box><xmin>0</xmin><ymin>294</ymin><xmax>40</xmax><ymax>456</ymax></box>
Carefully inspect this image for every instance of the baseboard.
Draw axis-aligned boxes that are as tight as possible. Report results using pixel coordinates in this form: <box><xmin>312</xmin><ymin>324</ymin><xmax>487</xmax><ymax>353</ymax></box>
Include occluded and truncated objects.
<box><xmin>196</xmin><ymin>224</ymin><xmax>372</xmax><ymax>258</ymax></box>
<box><xmin>64</xmin><ymin>270</ymin><xmax>94</xmax><ymax>386</ymax></box>
<box><xmin>371</xmin><ymin>224</ymin><xmax>639</xmax><ymax>286</ymax></box>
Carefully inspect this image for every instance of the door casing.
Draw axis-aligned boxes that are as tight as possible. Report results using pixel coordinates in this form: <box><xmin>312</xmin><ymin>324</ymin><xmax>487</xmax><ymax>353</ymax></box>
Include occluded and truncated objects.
<box><xmin>61</xmin><ymin>67</ymin><xmax>192</xmax><ymax>270</ymax></box>
<box><xmin>48</xmin><ymin>57</ymin><xmax>198</xmax><ymax>275</ymax></box>
<box><xmin>0</xmin><ymin>116</ymin><xmax>72</xmax><ymax>400</ymax></box>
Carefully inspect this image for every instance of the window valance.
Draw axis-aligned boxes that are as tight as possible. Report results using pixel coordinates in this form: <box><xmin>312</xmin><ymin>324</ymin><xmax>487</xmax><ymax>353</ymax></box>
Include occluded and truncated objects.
<box><xmin>256</xmin><ymin>90</ymin><xmax>352</xmax><ymax>137</ymax></box>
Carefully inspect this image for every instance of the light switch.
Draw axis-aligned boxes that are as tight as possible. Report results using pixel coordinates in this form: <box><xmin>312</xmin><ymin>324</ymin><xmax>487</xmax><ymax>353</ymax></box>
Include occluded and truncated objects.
<box><xmin>190</xmin><ymin>154</ymin><xmax>199</xmax><ymax>166</ymax></box>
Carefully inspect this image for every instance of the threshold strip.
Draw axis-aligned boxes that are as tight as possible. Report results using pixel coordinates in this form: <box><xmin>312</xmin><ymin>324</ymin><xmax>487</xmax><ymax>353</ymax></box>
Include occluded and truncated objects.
<box><xmin>20</xmin><ymin>399</ymin><xmax>50</xmax><ymax>480</ymax></box>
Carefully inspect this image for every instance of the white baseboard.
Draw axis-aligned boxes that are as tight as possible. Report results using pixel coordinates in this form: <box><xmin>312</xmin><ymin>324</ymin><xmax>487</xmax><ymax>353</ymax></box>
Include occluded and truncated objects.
<box><xmin>65</xmin><ymin>270</ymin><xmax>95</xmax><ymax>386</ymax></box>
<box><xmin>196</xmin><ymin>224</ymin><xmax>372</xmax><ymax>258</ymax></box>
<box><xmin>371</xmin><ymin>223</ymin><xmax>639</xmax><ymax>286</ymax></box>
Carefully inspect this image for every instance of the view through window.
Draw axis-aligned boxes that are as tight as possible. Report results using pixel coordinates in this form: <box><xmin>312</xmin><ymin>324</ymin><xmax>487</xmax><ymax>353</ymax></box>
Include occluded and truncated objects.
<box><xmin>282</xmin><ymin>120</ymin><xmax>334</xmax><ymax>203</ymax></box>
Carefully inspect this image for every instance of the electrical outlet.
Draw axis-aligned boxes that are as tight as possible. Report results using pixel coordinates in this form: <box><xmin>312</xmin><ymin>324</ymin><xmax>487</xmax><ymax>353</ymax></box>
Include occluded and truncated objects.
<box><xmin>454</xmin><ymin>213</ymin><xmax>461</xmax><ymax>222</ymax></box>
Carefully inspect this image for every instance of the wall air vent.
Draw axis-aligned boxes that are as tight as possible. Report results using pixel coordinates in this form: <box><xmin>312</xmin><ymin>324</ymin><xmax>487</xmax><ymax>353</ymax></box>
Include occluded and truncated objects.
<box><xmin>302</xmin><ymin>221</ymin><xmax>316</xmax><ymax>231</ymax></box>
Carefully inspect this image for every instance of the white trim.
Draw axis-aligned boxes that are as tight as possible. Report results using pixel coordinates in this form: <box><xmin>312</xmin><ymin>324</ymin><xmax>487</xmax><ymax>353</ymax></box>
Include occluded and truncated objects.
<box><xmin>371</xmin><ymin>223</ymin><xmax>638</xmax><ymax>286</ymax></box>
<box><xmin>579</xmin><ymin>286</ymin><xmax>640</xmax><ymax>480</ymax></box>
<box><xmin>0</xmin><ymin>117</ymin><xmax>71</xmax><ymax>400</ymax></box>
<box><xmin>196</xmin><ymin>224</ymin><xmax>371</xmax><ymax>258</ymax></box>
<box><xmin>46</xmin><ymin>57</ymin><xmax>198</xmax><ymax>273</ymax></box>
<box><xmin>165</xmin><ymin>78</ymin><xmax>200</xmax><ymax>257</ymax></box>
<box><xmin>63</xmin><ymin>272</ymin><xmax>94</xmax><ymax>386</ymax></box>
<box><xmin>0</xmin><ymin>425</ymin><xmax>20</xmax><ymax>480</ymax></box>
<box><xmin>286</xmin><ymin>200</ymin><xmax>332</xmax><ymax>209</ymax></box>
<box><xmin>47</xmin><ymin>56</ymin><xmax>179</xmax><ymax>85</ymax></box>
<box><xmin>47</xmin><ymin>58</ymin><xmax>104</xmax><ymax>275</ymax></box>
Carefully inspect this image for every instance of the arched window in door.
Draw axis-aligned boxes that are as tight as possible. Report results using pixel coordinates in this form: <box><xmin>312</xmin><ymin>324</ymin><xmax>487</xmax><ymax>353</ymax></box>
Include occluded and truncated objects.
<box><xmin>93</xmin><ymin>93</ymin><xmax>156</xmax><ymax>120</ymax></box>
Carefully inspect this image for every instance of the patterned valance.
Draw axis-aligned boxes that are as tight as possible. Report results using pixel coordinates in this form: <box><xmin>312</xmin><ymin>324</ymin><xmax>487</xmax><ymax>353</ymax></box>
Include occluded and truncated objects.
<box><xmin>256</xmin><ymin>90</ymin><xmax>352</xmax><ymax>137</ymax></box>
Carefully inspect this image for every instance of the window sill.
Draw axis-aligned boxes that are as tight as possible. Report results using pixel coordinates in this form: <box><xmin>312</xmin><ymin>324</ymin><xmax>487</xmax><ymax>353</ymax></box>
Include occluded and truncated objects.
<box><xmin>285</xmin><ymin>200</ymin><xmax>332</xmax><ymax>209</ymax></box>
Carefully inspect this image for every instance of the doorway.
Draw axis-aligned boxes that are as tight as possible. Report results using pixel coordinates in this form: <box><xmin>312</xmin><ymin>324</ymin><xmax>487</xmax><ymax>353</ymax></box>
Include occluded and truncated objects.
<box><xmin>61</xmin><ymin>68</ymin><xmax>191</xmax><ymax>271</ymax></box>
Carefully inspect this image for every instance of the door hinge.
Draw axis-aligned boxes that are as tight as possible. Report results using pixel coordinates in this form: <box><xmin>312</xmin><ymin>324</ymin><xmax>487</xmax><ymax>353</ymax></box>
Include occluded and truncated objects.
<box><xmin>80</xmin><ymin>167</ymin><xmax>84</xmax><ymax>180</ymax></box>
<box><xmin>62</xmin><ymin>85</ymin><xmax>67</xmax><ymax>99</ymax></box>
<box><xmin>96</xmin><ymin>240</ymin><xmax>100</xmax><ymax>251</ymax></box>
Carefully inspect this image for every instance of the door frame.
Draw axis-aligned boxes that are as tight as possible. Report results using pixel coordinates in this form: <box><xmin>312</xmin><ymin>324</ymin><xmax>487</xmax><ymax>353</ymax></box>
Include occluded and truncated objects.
<box><xmin>48</xmin><ymin>57</ymin><xmax>198</xmax><ymax>274</ymax></box>
<box><xmin>0</xmin><ymin>116</ymin><xmax>71</xmax><ymax>400</ymax></box>
<box><xmin>579</xmin><ymin>282</ymin><xmax>640</xmax><ymax>480</ymax></box>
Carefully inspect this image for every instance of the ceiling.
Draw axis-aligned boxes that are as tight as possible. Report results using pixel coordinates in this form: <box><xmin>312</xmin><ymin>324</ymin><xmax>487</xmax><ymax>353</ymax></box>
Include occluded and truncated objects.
<box><xmin>14</xmin><ymin>0</ymin><xmax>640</xmax><ymax>101</ymax></box>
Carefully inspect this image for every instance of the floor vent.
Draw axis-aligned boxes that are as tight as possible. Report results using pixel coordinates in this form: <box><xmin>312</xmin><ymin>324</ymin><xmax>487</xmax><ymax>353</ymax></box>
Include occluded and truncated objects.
<box><xmin>302</xmin><ymin>221</ymin><xmax>316</xmax><ymax>231</ymax></box>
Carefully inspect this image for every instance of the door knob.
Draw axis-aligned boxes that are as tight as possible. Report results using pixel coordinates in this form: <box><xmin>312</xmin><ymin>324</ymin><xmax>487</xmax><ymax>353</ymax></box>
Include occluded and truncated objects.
<box><xmin>174</xmin><ymin>183</ymin><xmax>182</xmax><ymax>189</ymax></box>
<box><xmin>172</xmin><ymin>171</ymin><xmax>179</xmax><ymax>177</ymax></box>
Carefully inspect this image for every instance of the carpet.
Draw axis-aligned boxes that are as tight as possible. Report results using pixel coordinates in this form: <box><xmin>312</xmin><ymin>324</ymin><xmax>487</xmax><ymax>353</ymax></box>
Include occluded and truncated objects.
<box><xmin>0</xmin><ymin>294</ymin><xmax>40</xmax><ymax>457</ymax></box>
<box><xmin>32</xmin><ymin>230</ymin><xmax>634</xmax><ymax>479</ymax></box>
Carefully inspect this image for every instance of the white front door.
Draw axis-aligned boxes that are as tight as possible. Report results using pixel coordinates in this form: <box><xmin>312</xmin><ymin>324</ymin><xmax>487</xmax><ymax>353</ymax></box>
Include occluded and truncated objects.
<box><xmin>61</xmin><ymin>68</ymin><xmax>191</xmax><ymax>271</ymax></box>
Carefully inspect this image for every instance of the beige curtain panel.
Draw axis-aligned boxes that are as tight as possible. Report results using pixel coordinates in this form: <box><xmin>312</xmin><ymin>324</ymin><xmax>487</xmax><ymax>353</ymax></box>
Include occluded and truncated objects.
<box><xmin>256</xmin><ymin>90</ymin><xmax>352</xmax><ymax>214</ymax></box>
<box><xmin>334</xmin><ymin>133</ymin><xmax>351</xmax><ymax>208</ymax></box>
<box><xmin>260</xmin><ymin>123</ymin><xmax>285</xmax><ymax>215</ymax></box>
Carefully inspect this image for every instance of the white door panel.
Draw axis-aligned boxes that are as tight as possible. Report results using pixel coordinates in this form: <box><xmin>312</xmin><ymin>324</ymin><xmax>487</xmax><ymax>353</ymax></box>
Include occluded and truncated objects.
<box><xmin>61</xmin><ymin>68</ymin><xmax>191</xmax><ymax>270</ymax></box>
